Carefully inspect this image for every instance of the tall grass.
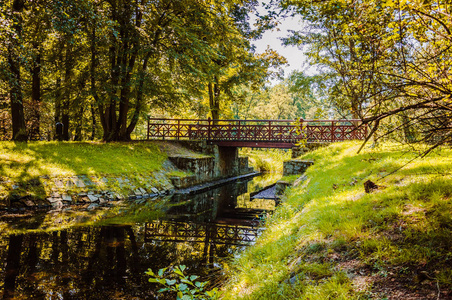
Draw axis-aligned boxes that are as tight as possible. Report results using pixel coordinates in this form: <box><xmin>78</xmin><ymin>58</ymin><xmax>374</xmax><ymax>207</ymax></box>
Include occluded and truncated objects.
<box><xmin>222</xmin><ymin>141</ymin><xmax>452</xmax><ymax>299</ymax></box>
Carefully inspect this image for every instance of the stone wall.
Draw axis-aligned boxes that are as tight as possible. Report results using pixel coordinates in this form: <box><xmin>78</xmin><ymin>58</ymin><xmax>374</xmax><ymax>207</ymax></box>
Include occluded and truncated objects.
<box><xmin>283</xmin><ymin>159</ymin><xmax>314</xmax><ymax>176</ymax></box>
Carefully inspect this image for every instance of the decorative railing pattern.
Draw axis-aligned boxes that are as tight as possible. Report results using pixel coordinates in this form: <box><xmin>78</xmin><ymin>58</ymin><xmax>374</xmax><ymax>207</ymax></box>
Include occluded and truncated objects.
<box><xmin>147</xmin><ymin>118</ymin><xmax>367</xmax><ymax>144</ymax></box>
<box><xmin>144</xmin><ymin>221</ymin><xmax>261</xmax><ymax>246</ymax></box>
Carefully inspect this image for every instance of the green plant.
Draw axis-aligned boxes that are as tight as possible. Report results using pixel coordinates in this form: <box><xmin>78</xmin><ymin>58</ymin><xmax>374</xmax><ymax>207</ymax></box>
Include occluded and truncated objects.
<box><xmin>146</xmin><ymin>265</ymin><xmax>219</xmax><ymax>300</ymax></box>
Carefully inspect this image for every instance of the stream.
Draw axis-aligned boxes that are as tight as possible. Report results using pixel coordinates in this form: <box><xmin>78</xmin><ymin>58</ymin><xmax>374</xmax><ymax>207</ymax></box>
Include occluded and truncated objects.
<box><xmin>0</xmin><ymin>174</ymin><xmax>280</xmax><ymax>299</ymax></box>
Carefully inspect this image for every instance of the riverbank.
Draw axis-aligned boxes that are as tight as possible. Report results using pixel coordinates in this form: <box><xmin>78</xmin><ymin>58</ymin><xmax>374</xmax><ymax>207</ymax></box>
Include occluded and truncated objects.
<box><xmin>0</xmin><ymin>141</ymin><xmax>252</xmax><ymax>211</ymax></box>
<box><xmin>222</xmin><ymin>141</ymin><xmax>452</xmax><ymax>299</ymax></box>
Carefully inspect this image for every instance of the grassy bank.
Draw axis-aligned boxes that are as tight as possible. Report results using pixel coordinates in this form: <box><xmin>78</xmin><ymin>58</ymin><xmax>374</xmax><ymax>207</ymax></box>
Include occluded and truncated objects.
<box><xmin>222</xmin><ymin>142</ymin><xmax>452</xmax><ymax>299</ymax></box>
<box><xmin>0</xmin><ymin>141</ymin><xmax>167</xmax><ymax>181</ymax></box>
<box><xmin>0</xmin><ymin>141</ymin><xmax>171</xmax><ymax>202</ymax></box>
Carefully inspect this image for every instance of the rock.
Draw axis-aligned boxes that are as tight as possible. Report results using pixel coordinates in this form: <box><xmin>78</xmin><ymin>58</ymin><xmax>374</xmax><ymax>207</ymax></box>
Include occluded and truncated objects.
<box><xmin>98</xmin><ymin>198</ymin><xmax>107</xmax><ymax>204</ymax></box>
<box><xmin>283</xmin><ymin>159</ymin><xmax>314</xmax><ymax>176</ymax></box>
<box><xmin>139</xmin><ymin>187</ymin><xmax>147</xmax><ymax>194</ymax></box>
<box><xmin>87</xmin><ymin>203</ymin><xmax>99</xmax><ymax>210</ymax></box>
<box><xmin>101</xmin><ymin>177</ymin><xmax>108</xmax><ymax>183</ymax></box>
<box><xmin>364</xmin><ymin>180</ymin><xmax>379</xmax><ymax>193</ymax></box>
<box><xmin>62</xmin><ymin>194</ymin><xmax>72</xmax><ymax>202</ymax></box>
<box><xmin>51</xmin><ymin>201</ymin><xmax>63</xmax><ymax>209</ymax></box>
<box><xmin>54</xmin><ymin>179</ymin><xmax>64</xmax><ymax>188</ymax></box>
<box><xmin>73</xmin><ymin>178</ymin><xmax>85</xmax><ymax>188</ymax></box>
<box><xmin>151</xmin><ymin>187</ymin><xmax>159</xmax><ymax>194</ymax></box>
<box><xmin>47</xmin><ymin>197</ymin><xmax>62</xmax><ymax>203</ymax></box>
<box><xmin>134</xmin><ymin>189</ymin><xmax>143</xmax><ymax>196</ymax></box>
<box><xmin>66</xmin><ymin>180</ymin><xmax>75</xmax><ymax>188</ymax></box>
<box><xmin>87</xmin><ymin>195</ymin><xmax>98</xmax><ymax>202</ymax></box>
<box><xmin>83</xmin><ymin>179</ymin><xmax>94</xmax><ymax>186</ymax></box>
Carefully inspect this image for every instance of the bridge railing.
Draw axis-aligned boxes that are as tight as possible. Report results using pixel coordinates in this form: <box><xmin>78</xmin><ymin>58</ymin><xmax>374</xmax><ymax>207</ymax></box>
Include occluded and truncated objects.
<box><xmin>146</xmin><ymin>118</ymin><xmax>367</xmax><ymax>143</ymax></box>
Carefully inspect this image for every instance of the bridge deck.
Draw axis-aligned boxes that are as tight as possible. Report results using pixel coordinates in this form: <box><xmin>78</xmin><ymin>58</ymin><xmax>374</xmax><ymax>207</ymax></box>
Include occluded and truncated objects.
<box><xmin>146</xmin><ymin>118</ymin><xmax>367</xmax><ymax>148</ymax></box>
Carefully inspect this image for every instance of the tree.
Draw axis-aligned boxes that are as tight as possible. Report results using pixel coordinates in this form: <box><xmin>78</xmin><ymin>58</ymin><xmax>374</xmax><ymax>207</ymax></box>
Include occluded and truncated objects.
<box><xmin>4</xmin><ymin>0</ymin><xmax>27</xmax><ymax>141</ymax></box>
<box><xmin>281</xmin><ymin>0</ymin><xmax>452</xmax><ymax>148</ymax></box>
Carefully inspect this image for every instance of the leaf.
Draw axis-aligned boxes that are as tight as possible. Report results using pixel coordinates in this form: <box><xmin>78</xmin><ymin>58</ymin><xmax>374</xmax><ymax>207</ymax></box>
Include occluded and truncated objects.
<box><xmin>178</xmin><ymin>283</ymin><xmax>188</xmax><ymax>291</ymax></box>
<box><xmin>158</xmin><ymin>288</ymin><xmax>169</xmax><ymax>293</ymax></box>
<box><xmin>181</xmin><ymin>278</ymin><xmax>193</xmax><ymax>285</ymax></box>
<box><xmin>158</xmin><ymin>268</ymin><xmax>167</xmax><ymax>277</ymax></box>
<box><xmin>181</xmin><ymin>295</ymin><xmax>192</xmax><ymax>300</ymax></box>
<box><xmin>166</xmin><ymin>279</ymin><xmax>177</xmax><ymax>286</ymax></box>
<box><xmin>145</xmin><ymin>269</ymin><xmax>155</xmax><ymax>276</ymax></box>
<box><xmin>174</xmin><ymin>268</ymin><xmax>184</xmax><ymax>277</ymax></box>
<box><xmin>189</xmin><ymin>275</ymin><xmax>198</xmax><ymax>281</ymax></box>
<box><xmin>179</xmin><ymin>265</ymin><xmax>187</xmax><ymax>272</ymax></box>
<box><xmin>195</xmin><ymin>281</ymin><xmax>203</xmax><ymax>288</ymax></box>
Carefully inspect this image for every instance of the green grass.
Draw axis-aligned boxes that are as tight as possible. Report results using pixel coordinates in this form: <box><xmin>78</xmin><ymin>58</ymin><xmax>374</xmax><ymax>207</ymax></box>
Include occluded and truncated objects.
<box><xmin>240</xmin><ymin>148</ymin><xmax>291</xmax><ymax>173</ymax></box>
<box><xmin>222</xmin><ymin>141</ymin><xmax>452</xmax><ymax>299</ymax></box>
<box><xmin>0</xmin><ymin>141</ymin><xmax>168</xmax><ymax>202</ymax></box>
<box><xmin>0</xmin><ymin>141</ymin><xmax>167</xmax><ymax>181</ymax></box>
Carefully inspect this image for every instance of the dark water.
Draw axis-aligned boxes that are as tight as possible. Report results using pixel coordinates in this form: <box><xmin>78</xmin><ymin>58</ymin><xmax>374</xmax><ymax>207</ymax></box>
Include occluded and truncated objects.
<box><xmin>0</xmin><ymin>174</ymin><xmax>278</xmax><ymax>299</ymax></box>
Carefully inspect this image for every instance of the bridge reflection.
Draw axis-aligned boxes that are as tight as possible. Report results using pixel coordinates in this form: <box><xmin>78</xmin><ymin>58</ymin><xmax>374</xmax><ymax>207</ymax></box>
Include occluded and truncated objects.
<box><xmin>145</xmin><ymin>220</ymin><xmax>263</xmax><ymax>246</ymax></box>
<box><xmin>0</xmin><ymin>175</ymin><xmax>276</xmax><ymax>299</ymax></box>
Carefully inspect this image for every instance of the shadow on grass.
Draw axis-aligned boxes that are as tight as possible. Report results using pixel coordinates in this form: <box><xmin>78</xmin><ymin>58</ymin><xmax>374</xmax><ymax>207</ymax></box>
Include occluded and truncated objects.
<box><xmin>0</xmin><ymin>141</ymin><xmax>167</xmax><ymax>183</ymax></box>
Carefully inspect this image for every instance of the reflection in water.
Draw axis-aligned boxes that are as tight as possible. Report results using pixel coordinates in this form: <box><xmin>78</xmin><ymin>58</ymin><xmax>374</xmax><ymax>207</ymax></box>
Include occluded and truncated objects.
<box><xmin>0</xmin><ymin>175</ymin><xmax>277</xmax><ymax>299</ymax></box>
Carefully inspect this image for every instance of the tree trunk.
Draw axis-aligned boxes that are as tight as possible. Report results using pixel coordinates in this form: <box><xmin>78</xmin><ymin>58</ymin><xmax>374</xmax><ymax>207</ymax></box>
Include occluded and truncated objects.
<box><xmin>62</xmin><ymin>45</ymin><xmax>72</xmax><ymax>141</ymax></box>
<box><xmin>8</xmin><ymin>0</ymin><xmax>27</xmax><ymax>142</ymax></box>
<box><xmin>90</xmin><ymin>103</ymin><xmax>96</xmax><ymax>140</ymax></box>
<box><xmin>29</xmin><ymin>45</ymin><xmax>41</xmax><ymax>140</ymax></box>
<box><xmin>54</xmin><ymin>77</ymin><xmax>62</xmax><ymax>140</ymax></box>
<box><xmin>208</xmin><ymin>77</ymin><xmax>221</xmax><ymax>124</ymax></box>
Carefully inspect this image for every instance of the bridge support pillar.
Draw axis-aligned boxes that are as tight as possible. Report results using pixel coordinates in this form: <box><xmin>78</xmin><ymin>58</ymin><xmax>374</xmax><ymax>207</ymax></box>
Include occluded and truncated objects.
<box><xmin>216</xmin><ymin>146</ymin><xmax>239</xmax><ymax>178</ymax></box>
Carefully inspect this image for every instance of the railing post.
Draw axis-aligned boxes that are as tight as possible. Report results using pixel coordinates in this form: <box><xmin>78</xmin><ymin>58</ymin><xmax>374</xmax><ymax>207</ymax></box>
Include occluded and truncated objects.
<box><xmin>147</xmin><ymin>117</ymin><xmax>150</xmax><ymax>140</ymax></box>
<box><xmin>208</xmin><ymin>117</ymin><xmax>211</xmax><ymax>140</ymax></box>
<box><xmin>331</xmin><ymin>121</ymin><xmax>335</xmax><ymax>142</ymax></box>
<box><xmin>299</xmin><ymin>118</ymin><xmax>304</xmax><ymax>141</ymax></box>
<box><xmin>268</xmin><ymin>120</ymin><xmax>272</xmax><ymax>140</ymax></box>
<box><xmin>238</xmin><ymin>120</ymin><xmax>241</xmax><ymax>140</ymax></box>
<box><xmin>177</xmin><ymin>119</ymin><xmax>180</xmax><ymax>140</ymax></box>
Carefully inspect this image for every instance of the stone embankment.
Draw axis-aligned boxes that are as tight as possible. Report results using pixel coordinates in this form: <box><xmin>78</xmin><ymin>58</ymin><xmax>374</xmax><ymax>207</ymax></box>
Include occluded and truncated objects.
<box><xmin>1</xmin><ymin>141</ymin><xmax>254</xmax><ymax>211</ymax></box>
<box><xmin>275</xmin><ymin>159</ymin><xmax>314</xmax><ymax>196</ymax></box>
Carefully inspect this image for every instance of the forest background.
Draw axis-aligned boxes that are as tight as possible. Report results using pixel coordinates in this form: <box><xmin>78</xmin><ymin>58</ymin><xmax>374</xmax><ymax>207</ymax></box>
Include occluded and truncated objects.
<box><xmin>1</xmin><ymin>0</ymin><xmax>451</xmax><ymax>147</ymax></box>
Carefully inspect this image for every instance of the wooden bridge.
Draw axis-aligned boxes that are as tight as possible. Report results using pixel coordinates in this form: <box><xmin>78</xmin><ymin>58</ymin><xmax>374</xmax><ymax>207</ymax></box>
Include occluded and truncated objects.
<box><xmin>147</xmin><ymin>118</ymin><xmax>367</xmax><ymax>148</ymax></box>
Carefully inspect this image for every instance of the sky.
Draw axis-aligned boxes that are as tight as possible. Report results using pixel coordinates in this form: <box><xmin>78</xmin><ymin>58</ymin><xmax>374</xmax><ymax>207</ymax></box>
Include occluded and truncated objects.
<box><xmin>251</xmin><ymin>10</ymin><xmax>314</xmax><ymax>83</ymax></box>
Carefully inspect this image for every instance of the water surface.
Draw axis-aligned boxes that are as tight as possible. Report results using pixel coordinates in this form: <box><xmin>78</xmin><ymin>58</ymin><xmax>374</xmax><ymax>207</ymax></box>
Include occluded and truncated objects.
<box><xmin>0</xmin><ymin>174</ymin><xmax>279</xmax><ymax>299</ymax></box>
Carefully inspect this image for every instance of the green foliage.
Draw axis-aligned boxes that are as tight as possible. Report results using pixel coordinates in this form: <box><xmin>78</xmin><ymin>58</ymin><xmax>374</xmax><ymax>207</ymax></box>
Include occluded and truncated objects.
<box><xmin>241</xmin><ymin>148</ymin><xmax>291</xmax><ymax>173</ymax></box>
<box><xmin>282</xmin><ymin>0</ymin><xmax>452</xmax><ymax>145</ymax></box>
<box><xmin>146</xmin><ymin>265</ymin><xmax>219</xmax><ymax>300</ymax></box>
<box><xmin>0</xmin><ymin>0</ymin><xmax>279</xmax><ymax>141</ymax></box>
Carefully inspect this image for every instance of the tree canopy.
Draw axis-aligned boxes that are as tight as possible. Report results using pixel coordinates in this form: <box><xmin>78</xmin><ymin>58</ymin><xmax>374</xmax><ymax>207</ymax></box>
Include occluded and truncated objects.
<box><xmin>0</xmin><ymin>0</ymin><xmax>285</xmax><ymax>141</ymax></box>
<box><xmin>281</xmin><ymin>0</ymin><xmax>452</xmax><ymax>146</ymax></box>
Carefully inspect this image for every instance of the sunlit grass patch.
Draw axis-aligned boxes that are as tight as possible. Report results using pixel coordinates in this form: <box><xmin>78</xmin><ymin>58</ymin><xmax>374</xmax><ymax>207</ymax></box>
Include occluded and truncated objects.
<box><xmin>0</xmin><ymin>141</ymin><xmax>167</xmax><ymax>183</ymax></box>
<box><xmin>222</xmin><ymin>141</ymin><xmax>452</xmax><ymax>299</ymax></box>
